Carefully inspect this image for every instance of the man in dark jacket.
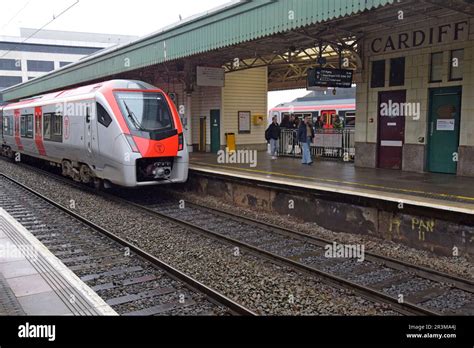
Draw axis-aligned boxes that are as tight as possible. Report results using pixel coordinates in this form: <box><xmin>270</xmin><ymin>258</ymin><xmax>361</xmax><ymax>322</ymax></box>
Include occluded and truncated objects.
<box><xmin>297</xmin><ymin>116</ymin><xmax>315</xmax><ymax>165</ymax></box>
<box><xmin>266</xmin><ymin>116</ymin><xmax>281</xmax><ymax>160</ymax></box>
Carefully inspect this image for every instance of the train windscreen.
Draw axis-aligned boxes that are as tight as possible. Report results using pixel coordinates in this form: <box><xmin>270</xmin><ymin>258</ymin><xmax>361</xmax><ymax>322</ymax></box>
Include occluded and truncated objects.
<box><xmin>115</xmin><ymin>92</ymin><xmax>174</xmax><ymax>132</ymax></box>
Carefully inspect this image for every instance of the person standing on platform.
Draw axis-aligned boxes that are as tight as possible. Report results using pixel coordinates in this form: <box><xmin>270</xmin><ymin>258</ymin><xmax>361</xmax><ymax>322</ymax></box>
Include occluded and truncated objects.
<box><xmin>315</xmin><ymin>116</ymin><xmax>325</xmax><ymax>130</ymax></box>
<box><xmin>265</xmin><ymin>116</ymin><xmax>281</xmax><ymax>160</ymax></box>
<box><xmin>280</xmin><ymin>114</ymin><xmax>290</xmax><ymax>129</ymax></box>
<box><xmin>333</xmin><ymin>116</ymin><xmax>344</xmax><ymax>129</ymax></box>
<box><xmin>298</xmin><ymin>115</ymin><xmax>315</xmax><ymax>165</ymax></box>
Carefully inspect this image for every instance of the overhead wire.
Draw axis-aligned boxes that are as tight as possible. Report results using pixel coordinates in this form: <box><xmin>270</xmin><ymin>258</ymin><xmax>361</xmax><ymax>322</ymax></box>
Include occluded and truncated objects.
<box><xmin>0</xmin><ymin>0</ymin><xmax>80</xmax><ymax>59</ymax></box>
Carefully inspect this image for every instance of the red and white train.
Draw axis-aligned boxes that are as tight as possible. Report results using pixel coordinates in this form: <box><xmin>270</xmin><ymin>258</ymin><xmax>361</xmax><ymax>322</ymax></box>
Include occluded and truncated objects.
<box><xmin>0</xmin><ymin>80</ymin><xmax>189</xmax><ymax>187</ymax></box>
<box><xmin>269</xmin><ymin>98</ymin><xmax>356</xmax><ymax>129</ymax></box>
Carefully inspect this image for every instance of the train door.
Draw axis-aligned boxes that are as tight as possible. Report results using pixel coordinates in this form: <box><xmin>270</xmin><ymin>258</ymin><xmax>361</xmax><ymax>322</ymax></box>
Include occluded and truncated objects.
<box><xmin>427</xmin><ymin>86</ymin><xmax>462</xmax><ymax>174</ymax></box>
<box><xmin>210</xmin><ymin>109</ymin><xmax>220</xmax><ymax>153</ymax></box>
<box><xmin>34</xmin><ymin>107</ymin><xmax>46</xmax><ymax>156</ymax></box>
<box><xmin>14</xmin><ymin>109</ymin><xmax>23</xmax><ymax>151</ymax></box>
<box><xmin>377</xmin><ymin>90</ymin><xmax>406</xmax><ymax>170</ymax></box>
<box><xmin>84</xmin><ymin>104</ymin><xmax>99</xmax><ymax>162</ymax></box>
<box><xmin>321</xmin><ymin>110</ymin><xmax>336</xmax><ymax>128</ymax></box>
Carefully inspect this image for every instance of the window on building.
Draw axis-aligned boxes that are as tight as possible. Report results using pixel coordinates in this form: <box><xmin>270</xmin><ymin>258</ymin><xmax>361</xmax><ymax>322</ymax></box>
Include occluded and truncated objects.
<box><xmin>0</xmin><ymin>59</ymin><xmax>21</xmax><ymax>71</ymax></box>
<box><xmin>0</xmin><ymin>42</ymin><xmax>100</xmax><ymax>55</ymax></box>
<box><xmin>27</xmin><ymin>60</ymin><xmax>54</xmax><ymax>72</ymax></box>
<box><xmin>59</xmin><ymin>61</ymin><xmax>72</xmax><ymax>68</ymax></box>
<box><xmin>371</xmin><ymin>60</ymin><xmax>385</xmax><ymax>88</ymax></box>
<box><xmin>389</xmin><ymin>57</ymin><xmax>405</xmax><ymax>87</ymax></box>
<box><xmin>0</xmin><ymin>76</ymin><xmax>22</xmax><ymax>89</ymax></box>
<box><xmin>430</xmin><ymin>52</ymin><xmax>444</xmax><ymax>83</ymax></box>
<box><xmin>450</xmin><ymin>49</ymin><xmax>464</xmax><ymax>81</ymax></box>
<box><xmin>97</xmin><ymin>103</ymin><xmax>113</xmax><ymax>128</ymax></box>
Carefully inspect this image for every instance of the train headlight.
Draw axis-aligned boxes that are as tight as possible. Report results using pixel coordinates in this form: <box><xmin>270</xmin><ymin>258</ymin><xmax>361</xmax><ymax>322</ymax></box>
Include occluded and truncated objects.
<box><xmin>125</xmin><ymin>134</ymin><xmax>140</xmax><ymax>153</ymax></box>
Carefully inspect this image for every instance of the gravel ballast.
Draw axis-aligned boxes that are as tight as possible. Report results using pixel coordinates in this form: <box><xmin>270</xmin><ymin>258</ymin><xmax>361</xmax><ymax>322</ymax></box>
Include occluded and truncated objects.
<box><xmin>173</xmin><ymin>189</ymin><xmax>473</xmax><ymax>281</ymax></box>
<box><xmin>0</xmin><ymin>160</ymin><xmax>398</xmax><ymax>315</ymax></box>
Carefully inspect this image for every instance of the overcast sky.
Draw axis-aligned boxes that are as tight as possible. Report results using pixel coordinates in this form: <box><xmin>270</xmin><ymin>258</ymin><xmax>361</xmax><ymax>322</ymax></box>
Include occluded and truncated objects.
<box><xmin>0</xmin><ymin>0</ymin><xmax>308</xmax><ymax>108</ymax></box>
<box><xmin>0</xmin><ymin>0</ymin><xmax>231</xmax><ymax>37</ymax></box>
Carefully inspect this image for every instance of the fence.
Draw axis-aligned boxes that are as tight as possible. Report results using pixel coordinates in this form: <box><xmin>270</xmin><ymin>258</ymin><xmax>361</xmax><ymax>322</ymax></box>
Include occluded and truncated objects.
<box><xmin>278</xmin><ymin>128</ymin><xmax>355</xmax><ymax>161</ymax></box>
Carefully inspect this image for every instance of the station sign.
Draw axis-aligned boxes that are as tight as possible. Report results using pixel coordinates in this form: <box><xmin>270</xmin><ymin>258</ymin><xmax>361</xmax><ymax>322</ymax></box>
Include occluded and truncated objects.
<box><xmin>197</xmin><ymin>66</ymin><xmax>225</xmax><ymax>87</ymax></box>
<box><xmin>307</xmin><ymin>68</ymin><xmax>353</xmax><ymax>89</ymax></box>
<box><xmin>369</xmin><ymin>20</ymin><xmax>469</xmax><ymax>55</ymax></box>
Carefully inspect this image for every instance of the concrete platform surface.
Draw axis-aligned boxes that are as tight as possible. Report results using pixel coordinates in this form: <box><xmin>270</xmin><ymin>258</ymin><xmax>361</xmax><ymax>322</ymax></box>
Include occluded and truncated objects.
<box><xmin>0</xmin><ymin>208</ymin><xmax>117</xmax><ymax>316</ymax></box>
<box><xmin>190</xmin><ymin>152</ymin><xmax>474</xmax><ymax>214</ymax></box>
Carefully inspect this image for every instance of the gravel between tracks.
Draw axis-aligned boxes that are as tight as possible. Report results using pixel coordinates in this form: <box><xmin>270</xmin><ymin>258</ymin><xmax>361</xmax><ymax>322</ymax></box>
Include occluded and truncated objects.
<box><xmin>173</xmin><ymin>190</ymin><xmax>474</xmax><ymax>281</ymax></box>
<box><xmin>0</xmin><ymin>160</ymin><xmax>398</xmax><ymax>315</ymax></box>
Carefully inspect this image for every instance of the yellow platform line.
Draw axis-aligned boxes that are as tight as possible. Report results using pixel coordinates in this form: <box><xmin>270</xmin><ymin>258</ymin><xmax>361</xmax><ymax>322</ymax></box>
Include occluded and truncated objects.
<box><xmin>190</xmin><ymin>161</ymin><xmax>474</xmax><ymax>204</ymax></box>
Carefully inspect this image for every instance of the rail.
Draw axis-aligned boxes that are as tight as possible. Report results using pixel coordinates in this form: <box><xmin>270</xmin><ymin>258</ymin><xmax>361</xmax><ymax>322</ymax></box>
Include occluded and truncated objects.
<box><xmin>278</xmin><ymin>128</ymin><xmax>355</xmax><ymax>161</ymax></box>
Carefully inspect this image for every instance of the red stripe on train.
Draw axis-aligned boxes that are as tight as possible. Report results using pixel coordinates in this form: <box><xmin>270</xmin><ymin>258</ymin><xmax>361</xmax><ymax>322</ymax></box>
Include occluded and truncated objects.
<box><xmin>14</xmin><ymin>109</ymin><xmax>24</xmax><ymax>151</ymax></box>
<box><xmin>34</xmin><ymin>107</ymin><xmax>47</xmax><ymax>156</ymax></box>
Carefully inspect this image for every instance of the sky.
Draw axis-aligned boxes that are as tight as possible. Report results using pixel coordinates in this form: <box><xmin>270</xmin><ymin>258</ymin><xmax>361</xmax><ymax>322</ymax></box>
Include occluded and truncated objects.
<box><xmin>0</xmin><ymin>0</ymin><xmax>307</xmax><ymax>108</ymax></box>
<box><xmin>0</xmin><ymin>0</ymin><xmax>231</xmax><ymax>37</ymax></box>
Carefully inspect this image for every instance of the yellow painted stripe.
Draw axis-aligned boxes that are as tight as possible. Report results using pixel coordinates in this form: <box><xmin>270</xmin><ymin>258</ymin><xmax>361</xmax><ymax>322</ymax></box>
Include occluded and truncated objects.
<box><xmin>190</xmin><ymin>161</ymin><xmax>474</xmax><ymax>203</ymax></box>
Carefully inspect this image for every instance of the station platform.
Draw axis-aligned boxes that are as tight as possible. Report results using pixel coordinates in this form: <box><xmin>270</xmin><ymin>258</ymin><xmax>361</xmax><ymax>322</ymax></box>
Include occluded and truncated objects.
<box><xmin>0</xmin><ymin>208</ymin><xmax>117</xmax><ymax>316</ymax></box>
<box><xmin>190</xmin><ymin>152</ymin><xmax>474</xmax><ymax>215</ymax></box>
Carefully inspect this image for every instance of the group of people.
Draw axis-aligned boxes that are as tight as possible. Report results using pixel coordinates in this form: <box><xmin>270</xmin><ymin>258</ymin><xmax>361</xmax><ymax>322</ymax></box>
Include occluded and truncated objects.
<box><xmin>265</xmin><ymin>115</ymin><xmax>315</xmax><ymax>165</ymax></box>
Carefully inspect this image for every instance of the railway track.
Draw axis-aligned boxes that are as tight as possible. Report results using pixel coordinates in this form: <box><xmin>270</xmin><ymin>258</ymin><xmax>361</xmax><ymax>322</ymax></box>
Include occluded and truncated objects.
<box><xmin>0</xmin><ymin>173</ymin><xmax>255</xmax><ymax>316</ymax></box>
<box><xmin>4</xmin><ymin>158</ymin><xmax>474</xmax><ymax>315</ymax></box>
<box><xmin>114</xmin><ymin>190</ymin><xmax>474</xmax><ymax>316</ymax></box>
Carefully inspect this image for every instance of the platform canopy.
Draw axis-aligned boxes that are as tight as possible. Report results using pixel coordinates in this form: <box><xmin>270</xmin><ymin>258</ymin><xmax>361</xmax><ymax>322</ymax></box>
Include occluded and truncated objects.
<box><xmin>2</xmin><ymin>0</ymin><xmax>474</xmax><ymax>100</ymax></box>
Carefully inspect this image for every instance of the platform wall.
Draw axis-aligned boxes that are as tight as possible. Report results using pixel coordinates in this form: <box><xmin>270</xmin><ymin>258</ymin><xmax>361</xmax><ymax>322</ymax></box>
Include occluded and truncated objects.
<box><xmin>185</xmin><ymin>171</ymin><xmax>474</xmax><ymax>259</ymax></box>
<box><xmin>222</xmin><ymin>67</ymin><xmax>268</xmax><ymax>150</ymax></box>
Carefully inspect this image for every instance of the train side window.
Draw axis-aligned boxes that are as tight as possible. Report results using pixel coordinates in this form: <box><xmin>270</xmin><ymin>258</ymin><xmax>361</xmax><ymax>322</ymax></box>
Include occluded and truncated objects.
<box><xmin>20</xmin><ymin>115</ymin><xmax>27</xmax><ymax>137</ymax></box>
<box><xmin>3</xmin><ymin>115</ymin><xmax>13</xmax><ymax>136</ymax></box>
<box><xmin>345</xmin><ymin>111</ymin><xmax>356</xmax><ymax>128</ymax></box>
<box><xmin>97</xmin><ymin>103</ymin><xmax>112</xmax><ymax>128</ymax></box>
<box><xmin>43</xmin><ymin>114</ymin><xmax>51</xmax><ymax>140</ymax></box>
<box><xmin>53</xmin><ymin>113</ymin><xmax>62</xmax><ymax>137</ymax></box>
<box><xmin>43</xmin><ymin>113</ymin><xmax>62</xmax><ymax>142</ymax></box>
<box><xmin>26</xmin><ymin>115</ymin><xmax>34</xmax><ymax>138</ymax></box>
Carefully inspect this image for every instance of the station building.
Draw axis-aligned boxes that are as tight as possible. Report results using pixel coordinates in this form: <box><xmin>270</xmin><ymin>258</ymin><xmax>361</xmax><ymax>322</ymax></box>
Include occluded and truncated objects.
<box><xmin>356</xmin><ymin>15</ymin><xmax>474</xmax><ymax>176</ymax></box>
<box><xmin>0</xmin><ymin>28</ymin><xmax>138</xmax><ymax>92</ymax></box>
<box><xmin>1</xmin><ymin>0</ymin><xmax>474</xmax><ymax>176</ymax></box>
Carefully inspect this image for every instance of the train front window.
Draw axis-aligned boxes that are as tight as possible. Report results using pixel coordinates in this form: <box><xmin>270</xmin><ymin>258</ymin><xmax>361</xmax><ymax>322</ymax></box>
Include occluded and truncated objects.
<box><xmin>115</xmin><ymin>92</ymin><xmax>174</xmax><ymax>132</ymax></box>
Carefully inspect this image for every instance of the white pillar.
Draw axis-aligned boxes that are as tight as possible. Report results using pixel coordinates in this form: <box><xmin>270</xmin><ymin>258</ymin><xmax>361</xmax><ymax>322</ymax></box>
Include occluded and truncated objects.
<box><xmin>186</xmin><ymin>93</ymin><xmax>193</xmax><ymax>153</ymax></box>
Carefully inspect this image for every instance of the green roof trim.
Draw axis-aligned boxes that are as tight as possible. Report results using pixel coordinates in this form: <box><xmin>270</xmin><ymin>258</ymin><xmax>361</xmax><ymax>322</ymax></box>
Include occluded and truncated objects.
<box><xmin>2</xmin><ymin>0</ymin><xmax>394</xmax><ymax>101</ymax></box>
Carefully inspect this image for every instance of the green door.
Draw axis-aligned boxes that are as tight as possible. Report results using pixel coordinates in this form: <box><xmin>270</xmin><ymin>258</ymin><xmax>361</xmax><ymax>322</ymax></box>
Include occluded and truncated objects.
<box><xmin>427</xmin><ymin>87</ymin><xmax>462</xmax><ymax>174</ymax></box>
<box><xmin>210</xmin><ymin>109</ymin><xmax>221</xmax><ymax>153</ymax></box>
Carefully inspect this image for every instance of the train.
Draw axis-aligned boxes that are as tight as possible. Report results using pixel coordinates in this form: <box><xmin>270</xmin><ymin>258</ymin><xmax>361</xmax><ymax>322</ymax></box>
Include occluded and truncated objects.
<box><xmin>0</xmin><ymin>80</ymin><xmax>189</xmax><ymax>188</ymax></box>
<box><xmin>269</xmin><ymin>88</ymin><xmax>356</xmax><ymax>129</ymax></box>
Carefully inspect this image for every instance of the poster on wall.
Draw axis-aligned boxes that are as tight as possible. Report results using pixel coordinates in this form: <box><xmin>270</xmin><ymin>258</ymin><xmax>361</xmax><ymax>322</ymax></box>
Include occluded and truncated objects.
<box><xmin>238</xmin><ymin>111</ymin><xmax>251</xmax><ymax>134</ymax></box>
<box><xmin>437</xmin><ymin>119</ymin><xmax>455</xmax><ymax>131</ymax></box>
<box><xmin>196</xmin><ymin>66</ymin><xmax>225</xmax><ymax>87</ymax></box>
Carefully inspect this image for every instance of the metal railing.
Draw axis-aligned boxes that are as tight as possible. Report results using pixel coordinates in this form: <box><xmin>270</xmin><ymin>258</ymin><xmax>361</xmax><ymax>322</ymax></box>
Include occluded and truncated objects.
<box><xmin>278</xmin><ymin>128</ymin><xmax>355</xmax><ymax>161</ymax></box>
